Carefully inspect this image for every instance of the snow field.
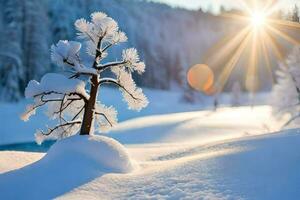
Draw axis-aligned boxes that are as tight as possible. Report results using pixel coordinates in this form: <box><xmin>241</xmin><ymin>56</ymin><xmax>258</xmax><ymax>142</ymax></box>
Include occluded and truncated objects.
<box><xmin>0</xmin><ymin>105</ymin><xmax>292</xmax><ymax>199</ymax></box>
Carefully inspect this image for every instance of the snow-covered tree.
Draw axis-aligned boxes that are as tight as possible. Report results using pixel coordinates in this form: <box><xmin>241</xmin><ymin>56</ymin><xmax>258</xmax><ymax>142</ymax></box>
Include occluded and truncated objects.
<box><xmin>272</xmin><ymin>46</ymin><xmax>300</xmax><ymax>127</ymax></box>
<box><xmin>291</xmin><ymin>5</ymin><xmax>300</xmax><ymax>22</ymax></box>
<box><xmin>0</xmin><ymin>0</ymin><xmax>50</xmax><ymax>101</ymax></box>
<box><xmin>231</xmin><ymin>81</ymin><xmax>242</xmax><ymax>107</ymax></box>
<box><xmin>21</xmin><ymin>12</ymin><xmax>148</xmax><ymax>144</ymax></box>
<box><xmin>22</xmin><ymin>0</ymin><xmax>50</xmax><ymax>82</ymax></box>
<box><xmin>0</xmin><ymin>0</ymin><xmax>24</xmax><ymax>101</ymax></box>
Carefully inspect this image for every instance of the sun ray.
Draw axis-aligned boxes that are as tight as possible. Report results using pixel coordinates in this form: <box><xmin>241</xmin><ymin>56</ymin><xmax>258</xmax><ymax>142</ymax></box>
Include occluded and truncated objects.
<box><xmin>268</xmin><ymin>19</ymin><xmax>300</xmax><ymax>30</ymax></box>
<box><xmin>215</xmin><ymin>32</ymin><xmax>252</xmax><ymax>93</ymax></box>
<box><xmin>264</xmin><ymin>29</ymin><xmax>287</xmax><ymax>66</ymax></box>
<box><xmin>237</xmin><ymin>0</ymin><xmax>253</xmax><ymax>15</ymax></box>
<box><xmin>266</xmin><ymin>25</ymin><xmax>300</xmax><ymax>46</ymax></box>
<box><xmin>221</xmin><ymin>12</ymin><xmax>249</xmax><ymax>22</ymax></box>
<box><xmin>260</xmin><ymin>30</ymin><xmax>275</xmax><ymax>85</ymax></box>
<box><xmin>204</xmin><ymin>26</ymin><xmax>251</xmax><ymax>66</ymax></box>
<box><xmin>263</xmin><ymin>0</ymin><xmax>282</xmax><ymax>16</ymax></box>
<box><xmin>245</xmin><ymin>30</ymin><xmax>259</xmax><ymax>92</ymax></box>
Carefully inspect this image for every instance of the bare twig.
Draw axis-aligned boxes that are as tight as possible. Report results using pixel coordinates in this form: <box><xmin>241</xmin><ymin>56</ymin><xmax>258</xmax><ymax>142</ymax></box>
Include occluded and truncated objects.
<box><xmin>95</xmin><ymin>112</ymin><xmax>113</xmax><ymax>127</ymax></box>
<box><xmin>41</xmin><ymin>120</ymin><xmax>82</xmax><ymax>136</ymax></box>
<box><xmin>72</xmin><ymin>106</ymin><xmax>85</xmax><ymax>121</ymax></box>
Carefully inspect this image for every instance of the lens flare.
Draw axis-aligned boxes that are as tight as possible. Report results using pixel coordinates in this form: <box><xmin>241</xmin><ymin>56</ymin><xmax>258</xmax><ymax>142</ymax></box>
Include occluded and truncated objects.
<box><xmin>187</xmin><ymin>64</ymin><xmax>214</xmax><ymax>94</ymax></box>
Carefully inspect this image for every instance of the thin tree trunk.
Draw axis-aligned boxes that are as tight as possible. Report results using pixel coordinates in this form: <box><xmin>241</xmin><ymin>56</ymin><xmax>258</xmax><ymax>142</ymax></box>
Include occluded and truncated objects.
<box><xmin>80</xmin><ymin>37</ymin><xmax>102</xmax><ymax>135</ymax></box>
<box><xmin>80</xmin><ymin>75</ymin><xmax>99</xmax><ymax>135</ymax></box>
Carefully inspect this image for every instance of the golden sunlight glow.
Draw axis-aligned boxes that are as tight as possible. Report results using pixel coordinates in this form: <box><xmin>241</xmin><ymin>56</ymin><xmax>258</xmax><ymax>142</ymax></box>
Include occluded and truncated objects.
<box><xmin>199</xmin><ymin>0</ymin><xmax>300</xmax><ymax>94</ymax></box>
<box><xmin>250</xmin><ymin>11</ymin><xmax>266</xmax><ymax>28</ymax></box>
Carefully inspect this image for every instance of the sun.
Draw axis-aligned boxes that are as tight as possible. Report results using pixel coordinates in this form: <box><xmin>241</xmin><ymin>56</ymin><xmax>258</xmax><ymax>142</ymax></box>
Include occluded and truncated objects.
<box><xmin>250</xmin><ymin>11</ymin><xmax>266</xmax><ymax>28</ymax></box>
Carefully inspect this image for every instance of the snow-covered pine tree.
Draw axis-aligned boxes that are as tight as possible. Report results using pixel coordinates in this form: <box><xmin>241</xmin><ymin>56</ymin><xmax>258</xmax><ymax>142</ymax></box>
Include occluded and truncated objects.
<box><xmin>23</xmin><ymin>0</ymin><xmax>50</xmax><ymax>82</ymax></box>
<box><xmin>0</xmin><ymin>0</ymin><xmax>50</xmax><ymax>101</ymax></box>
<box><xmin>21</xmin><ymin>12</ymin><xmax>148</xmax><ymax>144</ymax></box>
<box><xmin>272</xmin><ymin>46</ymin><xmax>300</xmax><ymax>127</ymax></box>
<box><xmin>291</xmin><ymin>5</ymin><xmax>300</xmax><ymax>23</ymax></box>
<box><xmin>231</xmin><ymin>81</ymin><xmax>242</xmax><ymax>107</ymax></box>
<box><xmin>0</xmin><ymin>0</ymin><xmax>24</xmax><ymax>101</ymax></box>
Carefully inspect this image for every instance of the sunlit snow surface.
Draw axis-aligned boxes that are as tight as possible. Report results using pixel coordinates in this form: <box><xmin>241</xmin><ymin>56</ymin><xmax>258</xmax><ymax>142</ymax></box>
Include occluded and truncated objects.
<box><xmin>1</xmin><ymin>104</ymin><xmax>299</xmax><ymax>199</ymax></box>
<box><xmin>0</xmin><ymin>88</ymin><xmax>269</xmax><ymax>145</ymax></box>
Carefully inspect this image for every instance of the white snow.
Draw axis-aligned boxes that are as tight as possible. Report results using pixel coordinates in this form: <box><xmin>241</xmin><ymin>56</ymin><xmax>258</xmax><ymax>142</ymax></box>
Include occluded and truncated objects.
<box><xmin>110</xmin><ymin>106</ymin><xmax>279</xmax><ymax>145</ymax></box>
<box><xmin>61</xmin><ymin>130</ymin><xmax>300</xmax><ymax>200</ymax></box>
<box><xmin>0</xmin><ymin>151</ymin><xmax>43</xmax><ymax>174</ymax></box>
<box><xmin>0</xmin><ymin>135</ymin><xmax>134</xmax><ymax>199</ymax></box>
<box><xmin>0</xmin><ymin>88</ymin><xmax>201</xmax><ymax>146</ymax></box>
<box><xmin>0</xmin><ymin>89</ymin><xmax>272</xmax><ymax>146</ymax></box>
<box><xmin>1</xmin><ymin>106</ymin><xmax>298</xmax><ymax>199</ymax></box>
<box><xmin>1</xmin><ymin>105</ymin><xmax>293</xmax><ymax>199</ymax></box>
<box><xmin>51</xmin><ymin>40</ymin><xmax>81</xmax><ymax>67</ymax></box>
<box><xmin>25</xmin><ymin>73</ymin><xmax>89</xmax><ymax>99</ymax></box>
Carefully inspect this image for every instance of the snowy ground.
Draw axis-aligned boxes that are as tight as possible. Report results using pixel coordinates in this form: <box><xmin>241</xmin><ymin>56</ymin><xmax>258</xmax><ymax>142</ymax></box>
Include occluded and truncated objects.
<box><xmin>1</xmin><ymin>105</ymin><xmax>298</xmax><ymax>199</ymax></box>
<box><xmin>0</xmin><ymin>87</ymin><xmax>268</xmax><ymax>145</ymax></box>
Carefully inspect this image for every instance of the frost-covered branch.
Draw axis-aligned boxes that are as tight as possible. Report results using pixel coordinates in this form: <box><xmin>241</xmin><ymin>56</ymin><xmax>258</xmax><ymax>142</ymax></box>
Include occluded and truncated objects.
<box><xmin>99</xmin><ymin>69</ymin><xmax>148</xmax><ymax>111</ymax></box>
<box><xmin>94</xmin><ymin>103</ymin><xmax>118</xmax><ymax>132</ymax></box>
<box><xmin>51</xmin><ymin>40</ymin><xmax>97</xmax><ymax>76</ymax></box>
<box><xmin>26</xmin><ymin>73</ymin><xmax>89</xmax><ymax>101</ymax></box>
<box><xmin>96</xmin><ymin>61</ymin><xmax>127</xmax><ymax>71</ymax></box>
<box><xmin>36</xmin><ymin>91</ymin><xmax>88</xmax><ymax>104</ymax></box>
<box><xmin>96</xmin><ymin>48</ymin><xmax>145</xmax><ymax>74</ymax></box>
<box><xmin>98</xmin><ymin>78</ymin><xmax>141</xmax><ymax>101</ymax></box>
<box><xmin>95</xmin><ymin>112</ymin><xmax>113</xmax><ymax>127</ymax></box>
<box><xmin>35</xmin><ymin>120</ymin><xmax>82</xmax><ymax>144</ymax></box>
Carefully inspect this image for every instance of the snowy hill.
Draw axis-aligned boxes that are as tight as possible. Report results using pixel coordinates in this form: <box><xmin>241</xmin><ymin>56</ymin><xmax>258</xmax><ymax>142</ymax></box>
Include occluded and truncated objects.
<box><xmin>1</xmin><ymin>105</ymin><xmax>298</xmax><ymax>199</ymax></box>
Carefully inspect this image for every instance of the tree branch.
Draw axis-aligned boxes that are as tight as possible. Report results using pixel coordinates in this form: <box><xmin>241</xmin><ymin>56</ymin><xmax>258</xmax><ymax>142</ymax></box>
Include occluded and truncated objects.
<box><xmin>98</xmin><ymin>78</ymin><xmax>142</xmax><ymax>101</ymax></box>
<box><xmin>95</xmin><ymin>112</ymin><xmax>113</xmax><ymax>127</ymax></box>
<box><xmin>282</xmin><ymin>113</ymin><xmax>300</xmax><ymax>129</ymax></box>
<box><xmin>275</xmin><ymin>103</ymin><xmax>300</xmax><ymax>115</ymax></box>
<box><xmin>34</xmin><ymin>91</ymin><xmax>88</xmax><ymax>103</ymax></box>
<box><xmin>40</xmin><ymin>120</ymin><xmax>82</xmax><ymax>136</ymax></box>
<box><xmin>69</xmin><ymin>71</ymin><xmax>96</xmax><ymax>79</ymax></box>
<box><xmin>92</xmin><ymin>33</ymin><xmax>106</xmax><ymax>68</ymax></box>
<box><xmin>101</xmin><ymin>43</ymin><xmax>113</xmax><ymax>53</ymax></box>
<box><xmin>53</xmin><ymin>97</ymin><xmax>81</xmax><ymax>115</ymax></box>
<box><xmin>96</xmin><ymin>60</ymin><xmax>127</xmax><ymax>71</ymax></box>
<box><xmin>59</xmin><ymin>95</ymin><xmax>66</xmax><ymax>125</ymax></box>
<box><xmin>72</xmin><ymin>106</ymin><xmax>85</xmax><ymax>121</ymax></box>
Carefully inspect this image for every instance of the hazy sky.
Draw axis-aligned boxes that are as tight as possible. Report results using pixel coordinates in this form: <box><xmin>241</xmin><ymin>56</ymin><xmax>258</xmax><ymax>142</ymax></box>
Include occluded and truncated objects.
<box><xmin>150</xmin><ymin>0</ymin><xmax>300</xmax><ymax>14</ymax></box>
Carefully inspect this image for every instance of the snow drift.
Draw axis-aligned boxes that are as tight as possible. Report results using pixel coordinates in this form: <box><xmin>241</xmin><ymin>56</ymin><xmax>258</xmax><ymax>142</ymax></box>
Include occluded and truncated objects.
<box><xmin>44</xmin><ymin>135</ymin><xmax>134</xmax><ymax>173</ymax></box>
<box><xmin>0</xmin><ymin>135</ymin><xmax>134</xmax><ymax>199</ymax></box>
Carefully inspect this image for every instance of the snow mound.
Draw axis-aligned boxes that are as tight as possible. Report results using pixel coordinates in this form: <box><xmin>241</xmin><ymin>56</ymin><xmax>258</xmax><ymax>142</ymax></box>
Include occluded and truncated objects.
<box><xmin>25</xmin><ymin>73</ymin><xmax>89</xmax><ymax>99</ymax></box>
<box><xmin>0</xmin><ymin>135</ymin><xmax>134</xmax><ymax>199</ymax></box>
<box><xmin>45</xmin><ymin>135</ymin><xmax>134</xmax><ymax>173</ymax></box>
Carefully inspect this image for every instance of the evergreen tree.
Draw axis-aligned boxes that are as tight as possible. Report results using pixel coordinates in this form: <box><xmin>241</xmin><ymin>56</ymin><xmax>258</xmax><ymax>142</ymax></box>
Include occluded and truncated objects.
<box><xmin>272</xmin><ymin>46</ymin><xmax>300</xmax><ymax>127</ymax></box>
<box><xmin>0</xmin><ymin>0</ymin><xmax>24</xmax><ymax>101</ymax></box>
<box><xmin>291</xmin><ymin>5</ymin><xmax>299</xmax><ymax>22</ymax></box>
<box><xmin>22</xmin><ymin>0</ymin><xmax>50</xmax><ymax>83</ymax></box>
